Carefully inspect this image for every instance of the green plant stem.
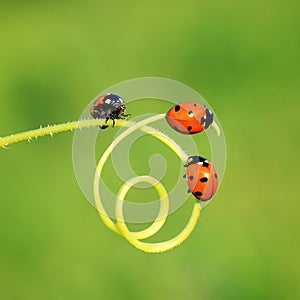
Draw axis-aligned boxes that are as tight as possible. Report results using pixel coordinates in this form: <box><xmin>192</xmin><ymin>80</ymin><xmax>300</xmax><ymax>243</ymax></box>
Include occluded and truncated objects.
<box><xmin>0</xmin><ymin>119</ymin><xmax>120</xmax><ymax>148</ymax></box>
<box><xmin>1</xmin><ymin>115</ymin><xmax>206</xmax><ymax>253</ymax></box>
<box><xmin>93</xmin><ymin>114</ymin><xmax>200</xmax><ymax>253</ymax></box>
<box><xmin>0</xmin><ymin>116</ymin><xmax>220</xmax><ymax>149</ymax></box>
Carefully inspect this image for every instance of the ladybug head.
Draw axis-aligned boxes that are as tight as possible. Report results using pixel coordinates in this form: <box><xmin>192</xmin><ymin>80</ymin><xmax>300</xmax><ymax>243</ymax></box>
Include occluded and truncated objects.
<box><xmin>105</xmin><ymin>94</ymin><xmax>126</xmax><ymax>110</ymax></box>
<box><xmin>200</xmin><ymin>108</ymin><xmax>214</xmax><ymax>129</ymax></box>
<box><xmin>185</xmin><ymin>155</ymin><xmax>209</xmax><ymax>167</ymax></box>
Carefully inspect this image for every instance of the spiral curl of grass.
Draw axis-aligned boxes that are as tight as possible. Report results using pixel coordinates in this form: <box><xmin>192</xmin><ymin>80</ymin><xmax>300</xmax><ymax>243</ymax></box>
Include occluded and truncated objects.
<box><xmin>0</xmin><ymin>114</ymin><xmax>221</xmax><ymax>253</ymax></box>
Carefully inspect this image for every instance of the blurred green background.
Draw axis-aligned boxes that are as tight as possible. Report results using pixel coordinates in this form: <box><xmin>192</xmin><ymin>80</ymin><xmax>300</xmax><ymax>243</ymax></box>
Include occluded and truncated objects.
<box><xmin>0</xmin><ymin>0</ymin><xmax>299</xmax><ymax>299</ymax></box>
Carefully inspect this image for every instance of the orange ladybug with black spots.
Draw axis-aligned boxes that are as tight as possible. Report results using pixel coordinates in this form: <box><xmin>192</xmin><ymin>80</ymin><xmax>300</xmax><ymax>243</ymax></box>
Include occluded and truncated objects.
<box><xmin>184</xmin><ymin>156</ymin><xmax>218</xmax><ymax>201</ymax></box>
<box><xmin>166</xmin><ymin>102</ymin><xmax>214</xmax><ymax>134</ymax></box>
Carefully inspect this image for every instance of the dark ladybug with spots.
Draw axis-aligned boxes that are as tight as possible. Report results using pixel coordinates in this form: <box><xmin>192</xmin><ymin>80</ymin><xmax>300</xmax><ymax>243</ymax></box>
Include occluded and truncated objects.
<box><xmin>184</xmin><ymin>156</ymin><xmax>218</xmax><ymax>201</ymax></box>
<box><xmin>90</xmin><ymin>93</ymin><xmax>129</xmax><ymax>129</ymax></box>
<box><xmin>166</xmin><ymin>102</ymin><xmax>214</xmax><ymax>134</ymax></box>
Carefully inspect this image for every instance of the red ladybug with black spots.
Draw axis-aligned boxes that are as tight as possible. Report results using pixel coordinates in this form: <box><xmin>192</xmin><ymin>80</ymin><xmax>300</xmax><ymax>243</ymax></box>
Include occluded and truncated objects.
<box><xmin>90</xmin><ymin>93</ymin><xmax>129</xmax><ymax>129</ymax></box>
<box><xmin>166</xmin><ymin>102</ymin><xmax>214</xmax><ymax>134</ymax></box>
<box><xmin>184</xmin><ymin>156</ymin><xmax>218</xmax><ymax>201</ymax></box>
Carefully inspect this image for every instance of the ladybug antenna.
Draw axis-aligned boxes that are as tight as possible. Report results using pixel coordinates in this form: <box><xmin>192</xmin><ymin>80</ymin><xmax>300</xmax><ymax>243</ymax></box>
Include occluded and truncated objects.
<box><xmin>211</xmin><ymin>121</ymin><xmax>221</xmax><ymax>136</ymax></box>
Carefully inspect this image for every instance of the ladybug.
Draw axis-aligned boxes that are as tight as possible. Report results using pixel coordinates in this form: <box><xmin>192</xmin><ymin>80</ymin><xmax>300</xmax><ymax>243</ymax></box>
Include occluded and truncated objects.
<box><xmin>165</xmin><ymin>102</ymin><xmax>214</xmax><ymax>134</ymax></box>
<box><xmin>90</xmin><ymin>93</ymin><xmax>129</xmax><ymax>129</ymax></box>
<box><xmin>183</xmin><ymin>155</ymin><xmax>218</xmax><ymax>201</ymax></box>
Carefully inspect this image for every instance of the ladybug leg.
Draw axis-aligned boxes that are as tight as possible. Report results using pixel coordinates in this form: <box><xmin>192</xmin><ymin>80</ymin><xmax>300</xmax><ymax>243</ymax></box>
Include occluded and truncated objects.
<box><xmin>118</xmin><ymin>113</ymin><xmax>131</xmax><ymax>119</ymax></box>
<box><xmin>111</xmin><ymin>116</ymin><xmax>116</xmax><ymax>127</ymax></box>
<box><xmin>183</xmin><ymin>174</ymin><xmax>186</xmax><ymax>178</ymax></box>
<box><xmin>100</xmin><ymin>117</ymin><xmax>109</xmax><ymax>129</ymax></box>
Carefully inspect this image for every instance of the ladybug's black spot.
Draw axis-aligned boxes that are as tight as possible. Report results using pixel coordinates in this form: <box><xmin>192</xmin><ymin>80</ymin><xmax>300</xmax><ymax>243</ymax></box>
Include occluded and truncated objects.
<box><xmin>194</xmin><ymin>103</ymin><xmax>197</xmax><ymax>106</ymax></box>
<box><xmin>175</xmin><ymin>105</ymin><xmax>181</xmax><ymax>112</ymax></box>
<box><xmin>215</xmin><ymin>173</ymin><xmax>218</xmax><ymax>179</ymax></box>
<box><xmin>189</xmin><ymin>175</ymin><xmax>194</xmax><ymax>181</ymax></box>
<box><xmin>203</xmin><ymin>162</ymin><xmax>209</xmax><ymax>168</ymax></box>
<box><xmin>187</xmin><ymin>126</ymin><xmax>192</xmax><ymax>131</ymax></box>
<box><xmin>194</xmin><ymin>191</ymin><xmax>203</xmax><ymax>197</ymax></box>
<box><xmin>200</xmin><ymin>177</ymin><xmax>208</xmax><ymax>183</ymax></box>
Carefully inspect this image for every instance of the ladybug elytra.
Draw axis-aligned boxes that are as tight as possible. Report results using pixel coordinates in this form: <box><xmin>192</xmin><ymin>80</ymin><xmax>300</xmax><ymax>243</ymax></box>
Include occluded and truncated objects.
<box><xmin>184</xmin><ymin>156</ymin><xmax>218</xmax><ymax>201</ymax></box>
<box><xmin>166</xmin><ymin>102</ymin><xmax>214</xmax><ymax>134</ymax></box>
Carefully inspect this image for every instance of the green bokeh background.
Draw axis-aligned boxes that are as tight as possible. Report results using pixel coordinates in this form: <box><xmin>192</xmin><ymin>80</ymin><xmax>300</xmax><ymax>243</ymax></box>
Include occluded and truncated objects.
<box><xmin>0</xmin><ymin>1</ymin><xmax>299</xmax><ymax>299</ymax></box>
